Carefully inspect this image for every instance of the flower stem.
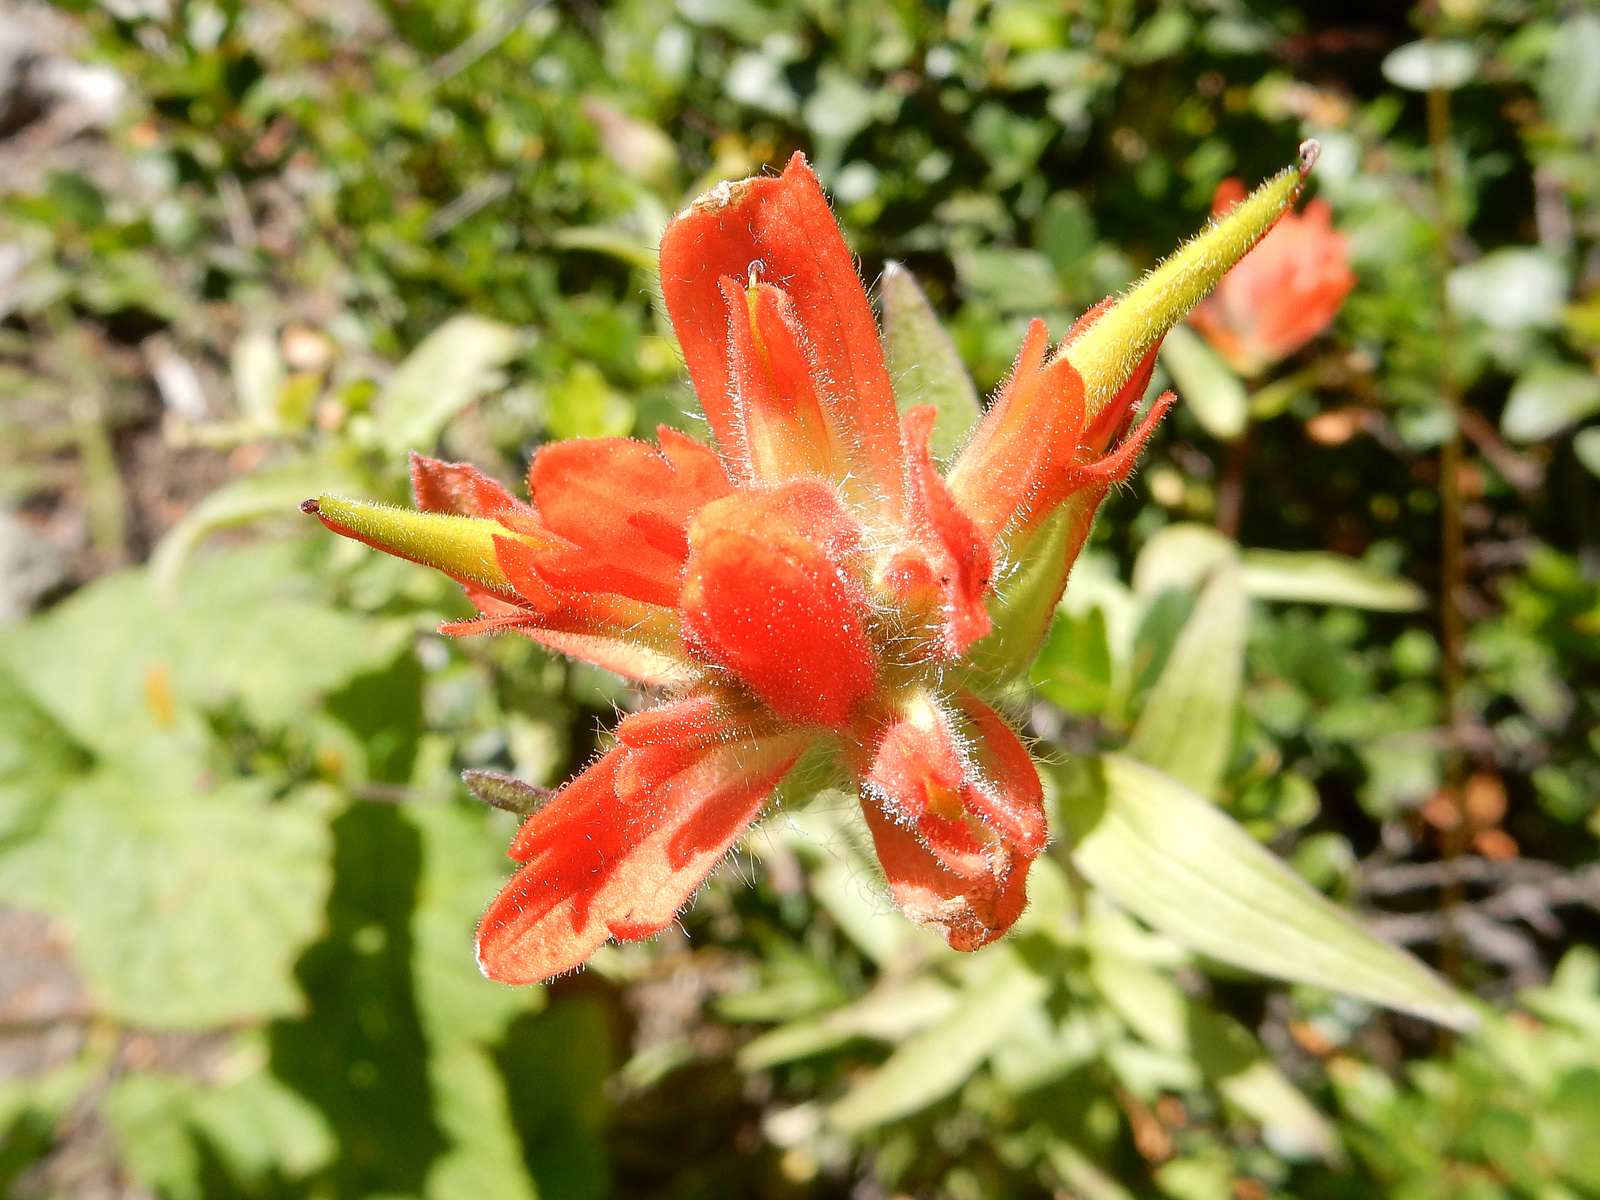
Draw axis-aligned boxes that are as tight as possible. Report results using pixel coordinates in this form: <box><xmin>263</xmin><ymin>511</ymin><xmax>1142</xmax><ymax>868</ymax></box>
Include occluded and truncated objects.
<box><xmin>1425</xmin><ymin>49</ymin><xmax>1469</xmax><ymax>991</ymax></box>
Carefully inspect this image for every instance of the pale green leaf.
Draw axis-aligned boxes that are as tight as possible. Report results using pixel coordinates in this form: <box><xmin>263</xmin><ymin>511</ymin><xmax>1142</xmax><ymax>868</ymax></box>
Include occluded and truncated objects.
<box><xmin>188</xmin><ymin>1065</ymin><xmax>337</xmax><ymax>1183</ymax></box>
<box><xmin>1541</xmin><ymin>14</ymin><xmax>1600</xmax><ymax>139</ymax></box>
<box><xmin>1240</xmin><ymin>549</ymin><xmax>1428</xmax><ymax>611</ymax></box>
<box><xmin>953</xmin><ymin>247</ymin><xmax>1065</xmax><ymax>314</ymax></box>
<box><xmin>1045</xmin><ymin>1139</ymin><xmax>1136</xmax><ymax>1200</ymax></box>
<box><xmin>1161</xmin><ymin>324</ymin><xmax>1248</xmax><ymax>440</ymax></box>
<box><xmin>551</xmin><ymin>226</ymin><xmax>658</xmax><ymax>273</ymax></box>
<box><xmin>544</xmin><ymin>360</ymin><xmax>635</xmax><ymax>440</ymax></box>
<box><xmin>1448</xmin><ymin>249</ymin><xmax>1568</xmax><ymax>332</ymax></box>
<box><xmin>105</xmin><ymin>1073</ymin><xmax>205</xmax><ymax>1200</ymax></box>
<box><xmin>827</xmin><ymin>950</ymin><xmax>1047</xmax><ymax>1130</ymax></box>
<box><xmin>1131</xmin><ymin>522</ymin><xmax>1236</xmax><ymax>601</ymax></box>
<box><xmin>1381</xmin><ymin>39</ymin><xmax>1479</xmax><ymax>91</ymax></box>
<box><xmin>1575</xmin><ymin>427</ymin><xmax>1600</xmax><ymax>478</ymax></box>
<box><xmin>373</xmin><ymin>315</ymin><xmax>521</xmax><ymax>459</ymax></box>
<box><xmin>1059</xmin><ymin>753</ymin><xmax>1478</xmax><ymax>1030</ymax></box>
<box><xmin>1219</xmin><ymin>1059</ymin><xmax>1341</xmax><ymax>1163</ymax></box>
<box><xmin>409</xmin><ymin>803</ymin><xmax>542</xmax><ymax>1047</ymax></box>
<box><xmin>230</xmin><ymin>327</ymin><xmax>287</xmax><ymax>428</ymax></box>
<box><xmin>106</xmin><ymin>1063</ymin><xmax>335</xmax><ymax>1200</ymax></box>
<box><xmin>881</xmin><ymin>262</ymin><xmax>981</xmax><ymax>460</ymax></box>
<box><xmin>1502</xmin><ymin>361</ymin><xmax>1600</xmax><ymax>443</ymax></box>
<box><xmin>1127</xmin><ymin>561</ymin><xmax>1245</xmax><ymax>797</ymax></box>
<box><xmin>739</xmin><ymin>978</ymin><xmax>960</xmax><ymax>1070</ymax></box>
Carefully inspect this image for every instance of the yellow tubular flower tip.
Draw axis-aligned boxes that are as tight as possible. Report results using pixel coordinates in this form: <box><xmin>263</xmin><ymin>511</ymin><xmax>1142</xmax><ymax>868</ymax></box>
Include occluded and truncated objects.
<box><xmin>303</xmin><ymin>494</ymin><xmax>517</xmax><ymax>595</ymax></box>
<box><xmin>1068</xmin><ymin>140</ymin><xmax>1320</xmax><ymax>420</ymax></box>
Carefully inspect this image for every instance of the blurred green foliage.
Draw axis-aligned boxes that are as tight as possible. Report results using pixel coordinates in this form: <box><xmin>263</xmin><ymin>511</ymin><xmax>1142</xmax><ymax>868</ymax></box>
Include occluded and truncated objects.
<box><xmin>2</xmin><ymin>0</ymin><xmax>1600</xmax><ymax>1198</ymax></box>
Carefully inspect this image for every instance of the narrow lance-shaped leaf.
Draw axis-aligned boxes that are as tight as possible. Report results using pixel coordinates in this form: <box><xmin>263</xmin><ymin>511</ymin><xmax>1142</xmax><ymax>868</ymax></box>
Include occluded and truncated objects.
<box><xmin>1057</xmin><ymin>753</ymin><xmax>1479</xmax><ymax>1030</ymax></box>
<box><xmin>1240</xmin><ymin>549</ymin><xmax>1427</xmax><ymax>612</ymax></box>
<box><xmin>1159</xmin><ymin>323</ymin><xmax>1249</xmax><ymax>441</ymax></box>
<box><xmin>826</xmin><ymin>950</ymin><xmax>1047</xmax><ymax>1131</ymax></box>
<box><xmin>881</xmin><ymin>262</ymin><xmax>981</xmax><ymax>460</ymax></box>
<box><xmin>1126</xmin><ymin>560</ymin><xmax>1246</xmax><ymax>798</ymax></box>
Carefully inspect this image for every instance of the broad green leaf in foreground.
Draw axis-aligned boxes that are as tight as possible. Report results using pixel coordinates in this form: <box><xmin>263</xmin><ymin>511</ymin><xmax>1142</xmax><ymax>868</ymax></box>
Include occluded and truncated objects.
<box><xmin>882</xmin><ymin>261</ymin><xmax>982</xmax><ymax>460</ymax></box>
<box><xmin>372</xmin><ymin>314</ymin><xmax>521</xmax><ymax>459</ymax></box>
<box><xmin>1127</xmin><ymin>560</ymin><xmax>1245</xmax><ymax>797</ymax></box>
<box><xmin>1057</xmin><ymin>754</ymin><xmax>1478</xmax><ymax>1030</ymax></box>
<box><xmin>0</xmin><ymin>542</ymin><xmax>408</xmax><ymax>757</ymax></box>
<box><xmin>0</xmin><ymin>774</ymin><xmax>330</xmax><ymax>1027</ymax></box>
<box><xmin>407</xmin><ymin>804</ymin><xmax>543</xmax><ymax>1200</ymax></box>
<box><xmin>107</xmin><ymin>1063</ymin><xmax>335</xmax><ymax>1200</ymax></box>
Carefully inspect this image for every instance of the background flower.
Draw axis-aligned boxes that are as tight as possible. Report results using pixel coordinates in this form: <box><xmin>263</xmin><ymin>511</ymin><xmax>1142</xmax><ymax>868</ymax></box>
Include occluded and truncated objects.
<box><xmin>1189</xmin><ymin>176</ymin><xmax>1356</xmax><ymax>376</ymax></box>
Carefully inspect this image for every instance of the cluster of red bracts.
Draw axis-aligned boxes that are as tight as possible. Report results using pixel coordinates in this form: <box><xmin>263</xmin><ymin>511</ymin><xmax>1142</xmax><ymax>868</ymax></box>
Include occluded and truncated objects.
<box><xmin>307</xmin><ymin>153</ymin><xmax>1278</xmax><ymax>984</ymax></box>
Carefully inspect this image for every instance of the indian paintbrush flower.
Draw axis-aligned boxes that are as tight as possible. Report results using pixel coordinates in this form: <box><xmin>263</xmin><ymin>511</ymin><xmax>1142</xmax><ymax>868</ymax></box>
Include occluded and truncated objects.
<box><xmin>1188</xmin><ymin>174</ymin><xmax>1355</xmax><ymax>377</ymax></box>
<box><xmin>304</xmin><ymin>145</ymin><xmax>1320</xmax><ymax>984</ymax></box>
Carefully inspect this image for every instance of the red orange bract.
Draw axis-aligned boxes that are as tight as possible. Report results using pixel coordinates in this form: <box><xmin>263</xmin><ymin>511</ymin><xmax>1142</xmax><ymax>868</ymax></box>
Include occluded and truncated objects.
<box><xmin>306</xmin><ymin>151</ymin><xmax>1310</xmax><ymax>983</ymax></box>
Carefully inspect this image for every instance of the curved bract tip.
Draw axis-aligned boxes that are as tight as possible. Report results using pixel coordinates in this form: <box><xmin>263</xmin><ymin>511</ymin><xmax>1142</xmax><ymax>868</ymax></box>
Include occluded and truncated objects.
<box><xmin>306</xmin><ymin>493</ymin><xmax>516</xmax><ymax>596</ymax></box>
<box><xmin>1299</xmin><ymin>138</ymin><xmax>1321</xmax><ymax>177</ymax></box>
<box><xmin>1065</xmin><ymin>151</ymin><xmax>1315</xmax><ymax>421</ymax></box>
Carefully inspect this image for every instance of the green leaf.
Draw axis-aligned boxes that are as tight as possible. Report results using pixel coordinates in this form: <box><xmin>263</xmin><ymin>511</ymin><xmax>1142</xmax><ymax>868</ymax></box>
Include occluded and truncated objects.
<box><xmin>1381</xmin><ymin>39</ymin><xmax>1479</xmax><ymax>91</ymax></box>
<box><xmin>1127</xmin><ymin>561</ymin><xmax>1245</xmax><ymax>797</ymax></box>
<box><xmin>1057</xmin><ymin>753</ymin><xmax>1478</xmax><ymax>1030</ymax></box>
<box><xmin>954</xmin><ymin>247</ymin><xmax>1065</xmax><ymax>314</ymax></box>
<box><xmin>495</xmin><ymin>997</ymin><xmax>614</xmax><ymax>1200</ymax></box>
<box><xmin>1161</xmin><ymin>324</ymin><xmax>1248</xmax><ymax>440</ymax></box>
<box><xmin>408</xmin><ymin>802</ymin><xmax>542</xmax><ymax>1048</ymax></box>
<box><xmin>551</xmin><ymin>227</ymin><xmax>658</xmax><ymax>273</ymax></box>
<box><xmin>826</xmin><ymin>949</ymin><xmax>1047</xmax><ymax>1130</ymax></box>
<box><xmin>1131</xmin><ymin>522</ymin><xmax>1237</xmax><ymax>600</ymax></box>
<box><xmin>0</xmin><ymin>775</ymin><xmax>330</xmax><ymax>1027</ymax></box>
<box><xmin>1541</xmin><ymin>13</ymin><xmax>1600</xmax><ymax>139</ymax></box>
<box><xmin>1502</xmin><ymin>361</ymin><xmax>1600</xmax><ymax>443</ymax></box>
<box><xmin>106</xmin><ymin>1061</ymin><xmax>335</xmax><ymax>1200</ymax></box>
<box><xmin>544</xmin><ymin>361</ymin><xmax>635</xmax><ymax>441</ymax></box>
<box><xmin>0</xmin><ymin>666</ymin><xmax>87</xmax><ymax>847</ymax></box>
<box><xmin>150</xmin><ymin>460</ymin><xmax>365</xmax><ymax>595</ymax></box>
<box><xmin>0</xmin><ymin>544</ymin><xmax>408</xmax><ymax>757</ymax></box>
<box><xmin>1240</xmin><ymin>549</ymin><xmax>1427</xmax><ymax>611</ymax></box>
<box><xmin>1044</xmin><ymin>1139</ymin><xmax>1135</xmax><ymax>1200</ymax></box>
<box><xmin>1448</xmin><ymin>248</ymin><xmax>1568</xmax><ymax>332</ymax></box>
<box><xmin>1575</xmin><ymin>427</ymin><xmax>1600</xmax><ymax>477</ymax></box>
<box><xmin>738</xmin><ymin>978</ymin><xmax>960</xmax><ymax>1070</ymax></box>
<box><xmin>424</xmin><ymin>1043</ymin><xmax>540</xmax><ymax>1200</ymax></box>
<box><xmin>372</xmin><ymin>315</ymin><xmax>521</xmax><ymax>459</ymax></box>
<box><xmin>230</xmin><ymin>327</ymin><xmax>287</xmax><ymax>429</ymax></box>
<box><xmin>881</xmin><ymin>262</ymin><xmax>981</xmax><ymax>460</ymax></box>
<box><xmin>1031</xmin><ymin>604</ymin><xmax>1113</xmax><ymax>716</ymax></box>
